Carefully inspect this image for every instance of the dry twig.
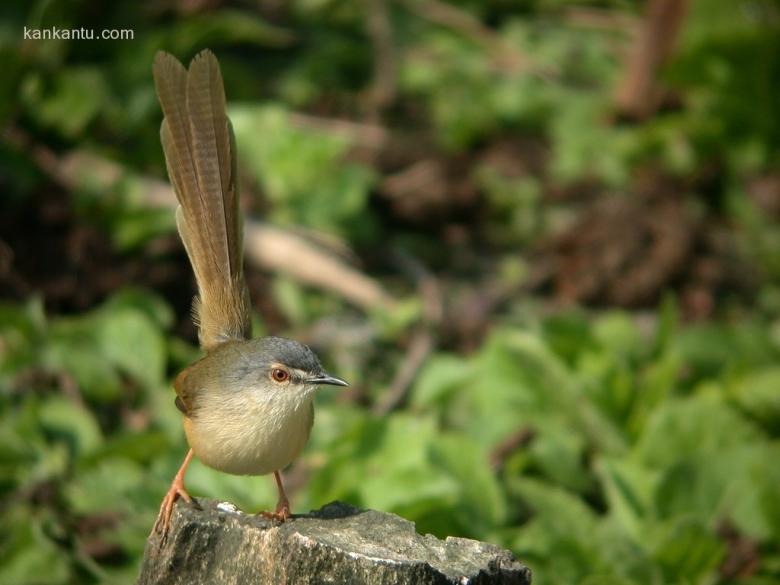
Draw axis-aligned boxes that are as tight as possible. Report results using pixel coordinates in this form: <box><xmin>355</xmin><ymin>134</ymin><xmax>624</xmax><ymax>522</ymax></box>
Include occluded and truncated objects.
<box><xmin>365</xmin><ymin>0</ymin><xmax>398</xmax><ymax>120</ymax></box>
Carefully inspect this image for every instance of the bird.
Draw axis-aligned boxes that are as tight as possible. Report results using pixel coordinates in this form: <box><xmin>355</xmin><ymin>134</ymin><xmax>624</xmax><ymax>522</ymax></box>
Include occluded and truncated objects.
<box><xmin>151</xmin><ymin>49</ymin><xmax>348</xmax><ymax>539</ymax></box>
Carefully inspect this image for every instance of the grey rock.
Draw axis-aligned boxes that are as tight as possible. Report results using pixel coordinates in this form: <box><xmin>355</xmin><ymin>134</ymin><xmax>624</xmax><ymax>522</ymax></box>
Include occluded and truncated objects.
<box><xmin>137</xmin><ymin>499</ymin><xmax>531</xmax><ymax>585</ymax></box>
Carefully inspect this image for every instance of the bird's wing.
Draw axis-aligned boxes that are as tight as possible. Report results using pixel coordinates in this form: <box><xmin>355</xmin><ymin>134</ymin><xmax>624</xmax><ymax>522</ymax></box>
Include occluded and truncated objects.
<box><xmin>153</xmin><ymin>50</ymin><xmax>250</xmax><ymax>351</ymax></box>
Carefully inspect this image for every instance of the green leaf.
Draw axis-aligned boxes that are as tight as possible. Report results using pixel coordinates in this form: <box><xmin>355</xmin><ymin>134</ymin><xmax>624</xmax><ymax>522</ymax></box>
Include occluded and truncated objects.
<box><xmin>101</xmin><ymin>288</ymin><xmax>174</xmax><ymax>330</ymax></box>
<box><xmin>654</xmin><ymin>443</ymin><xmax>780</xmax><ymax>540</ymax></box>
<box><xmin>355</xmin><ymin>416</ymin><xmax>453</xmax><ymax>515</ymax></box>
<box><xmin>758</xmin><ymin>453</ymin><xmax>780</xmax><ymax>541</ymax></box>
<box><xmin>510</xmin><ymin>477</ymin><xmax>600</xmax><ymax>542</ymax></box>
<box><xmin>306</xmin><ymin>412</ymin><xmax>504</xmax><ymax>538</ymax></box>
<box><xmin>429</xmin><ymin>435</ymin><xmax>507</xmax><ymax>529</ymax></box>
<box><xmin>230</xmin><ymin>104</ymin><xmax>375</xmax><ymax>236</ymax></box>
<box><xmin>578</xmin><ymin>576</ymin><xmax>638</xmax><ymax>585</ymax></box>
<box><xmin>592</xmin><ymin>312</ymin><xmax>643</xmax><ymax>361</ymax></box>
<box><xmin>0</xmin><ymin>402</ymin><xmax>48</xmax><ymax>494</ymax></box>
<box><xmin>65</xmin><ymin>458</ymin><xmax>145</xmax><ymax>514</ymax></box>
<box><xmin>411</xmin><ymin>353</ymin><xmax>475</xmax><ymax>409</ymax></box>
<box><xmin>111</xmin><ymin>206</ymin><xmax>176</xmax><ymax>251</ymax></box>
<box><xmin>0</xmin><ymin>298</ymin><xmax>46</xmax><ymax>385</ymax></box>
<box><xmin>596</xmin><ymin>457</ymin><xmax>659</xmax><ymax>541</ymax></box>
<box><xmin>528</xmin><ymin>423</ymin><xmax>590</xmax><ymax>493</ymax></box>
<box><xmin>672</xmin><ymin>321</ymin><xmax>776</xmax><ymax>381</ymax></box>
<box><xmin>510</xmin><ymin>478</ymin><xmax>606</xmax><ymax>585</ymax></box>
<box><xmin>628</xmin><ymin>352</ymin><xmax>682</xmax><ymax>438</ymax></box>
<box><xmin>635</xmin><ymin>391</ymin><xmax>764</xmax><ymax>468</ymax></box>
<box><xmin>38</xmin><ymin>397</ymin><xmax>102</xmax><ymax>458</ymax></box>
<box><xmin>270</xmin><ymin>276</ymin><xmax>308</xmax><ymax>328</ymax></box>
<box><xmin>649</xmin><ymin>516</ymin><xmax>724</xmax><ymax>584</ymax></box>
<box><xmin>79</xmin><ymin>430</ymin><xmax>169</xmax><ymax>468</ymax></box>
<box><xmin>541</xmin><ymin>311</ymin><xmax>594</xmax><ymax>366</ymax></box>
<box><xmin>730</xmin><ymin>367</ymin><xmax>780</xmax><ymax>431</ymax></box>
<box><xmin>24</xmin><ymin>67</ymin><xmax>109</xmax><ymax>138</ymax></box>
<box><xmin>167</xmin><ymin>9</ymin><xmax>294</xmax><ymax>53</ymax></box>
<box><xmin>95</xmin><ymin>305</ymin><xmax>166</xmax><ymax>390</ymax></box>
<box><xmin>45</xmin><ymin>318</ymin><xmax>122</xmax><ymax>402</ymax></box>
<box><xmin>0</xmin><ymin>507</ymin><xmax>70</xmax><ymax>585</ymax></box>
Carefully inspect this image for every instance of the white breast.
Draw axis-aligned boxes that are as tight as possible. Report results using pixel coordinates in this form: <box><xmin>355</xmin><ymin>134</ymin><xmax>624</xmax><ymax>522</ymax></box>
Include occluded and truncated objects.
<box><xmin>184</xmin><ymin>385</ymin><xmax>315</xmax><ymax>476</ymax></box>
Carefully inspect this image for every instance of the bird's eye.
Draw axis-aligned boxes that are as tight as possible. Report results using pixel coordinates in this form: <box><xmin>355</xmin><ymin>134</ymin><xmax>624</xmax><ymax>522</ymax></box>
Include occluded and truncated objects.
<box><xmin>271</xmin><ymin>368</ymin><xmax>289</xmax><ymax>383</ymax></box>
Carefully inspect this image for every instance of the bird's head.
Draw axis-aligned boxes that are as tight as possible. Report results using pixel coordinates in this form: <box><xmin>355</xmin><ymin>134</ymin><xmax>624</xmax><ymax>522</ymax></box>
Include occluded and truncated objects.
<box><xmin>250</xmin><ymin>336</ymin><xmax>348</xmax><ymax>399</ymax></box>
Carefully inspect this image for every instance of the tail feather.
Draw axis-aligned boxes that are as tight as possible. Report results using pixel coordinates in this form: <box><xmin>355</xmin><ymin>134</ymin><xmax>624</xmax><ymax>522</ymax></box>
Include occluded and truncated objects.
<box><xmin>153</xmin><ymin>50</ymin><xmax>250</xmax><ymax>350</ymax></box>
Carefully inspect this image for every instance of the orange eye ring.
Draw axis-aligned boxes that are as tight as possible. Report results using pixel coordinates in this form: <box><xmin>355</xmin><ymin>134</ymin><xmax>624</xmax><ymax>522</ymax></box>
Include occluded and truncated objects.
<box><xmin>271</xmin><ymin>368</ymin><xmax>289</xmax><ymax>383</ymax></box>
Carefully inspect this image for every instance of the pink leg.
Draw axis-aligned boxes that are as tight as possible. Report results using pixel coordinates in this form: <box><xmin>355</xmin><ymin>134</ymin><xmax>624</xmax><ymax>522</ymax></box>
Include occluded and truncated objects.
<box><xmin>260</xmin><ymin>470</ymin><xmax>291</xmax><ymax>522</ymax></box>
<box><xmin>152</xmin><ymin>448</ymin><xmax>195</xmax><ymax>540</ymax></box>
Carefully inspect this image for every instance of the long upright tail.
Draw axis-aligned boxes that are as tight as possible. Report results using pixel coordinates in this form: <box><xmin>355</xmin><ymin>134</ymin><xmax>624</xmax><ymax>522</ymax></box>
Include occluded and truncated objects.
<box><xmin>153</xmin><ymin>50</ymin><xmax>250</xmax><ymax>350</ymax></box>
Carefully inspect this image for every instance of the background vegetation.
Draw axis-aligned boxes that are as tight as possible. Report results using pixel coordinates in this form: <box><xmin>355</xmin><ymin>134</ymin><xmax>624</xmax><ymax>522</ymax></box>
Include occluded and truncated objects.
<box><xmin>1</xmin><ymin>1</ymin><xmax>780</xmax><ymax>584</ymax></box>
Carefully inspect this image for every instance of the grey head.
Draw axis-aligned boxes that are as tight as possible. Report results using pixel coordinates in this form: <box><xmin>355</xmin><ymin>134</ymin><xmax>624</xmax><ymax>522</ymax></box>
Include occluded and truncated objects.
<box><xmin>249</xmin><ymin>336</ymin><xmax>349</xmax><ymax>388</ymax></box>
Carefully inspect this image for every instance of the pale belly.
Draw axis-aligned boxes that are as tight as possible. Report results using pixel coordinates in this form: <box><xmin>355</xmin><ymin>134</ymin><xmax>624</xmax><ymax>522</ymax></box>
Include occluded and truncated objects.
<box><xmin>184</xmin><ymin>396</ymin><xmax>314</xmax><ymax>476</ymax></box>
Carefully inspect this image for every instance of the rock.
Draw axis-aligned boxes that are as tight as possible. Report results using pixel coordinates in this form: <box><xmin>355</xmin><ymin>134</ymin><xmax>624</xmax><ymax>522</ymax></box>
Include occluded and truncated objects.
<box><xmin>137</xmin><ymin>499</ymin><xmax>531</xmax><ymax>585</ymax></box>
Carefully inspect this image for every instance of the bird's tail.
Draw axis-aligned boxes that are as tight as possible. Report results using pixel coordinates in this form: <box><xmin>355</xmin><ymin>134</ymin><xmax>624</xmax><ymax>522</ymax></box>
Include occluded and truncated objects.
<box><xmin>153</xmin><ymin>50</ymin><xmax>250</xmax><ymax>350</ymax></box>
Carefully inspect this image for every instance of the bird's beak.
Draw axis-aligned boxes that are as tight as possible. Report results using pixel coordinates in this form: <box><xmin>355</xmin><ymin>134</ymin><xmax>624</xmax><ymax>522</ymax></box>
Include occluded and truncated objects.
<box><xmin>307</xmin><ymin>373</ymin><xmax>350</xmax><ymax>387</ymax></box>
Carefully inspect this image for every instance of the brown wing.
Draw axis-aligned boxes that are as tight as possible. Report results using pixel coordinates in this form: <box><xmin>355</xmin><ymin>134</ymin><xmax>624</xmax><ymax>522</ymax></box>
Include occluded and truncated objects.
<box><xmin>153</xmin><ymin>50</ymin><xmax>250</xmax><ymax>351</ymax></box>
<box><xmin>173</xmin><ymin>368</ymin><xmax>192</xmax><ymax>416</ymax></box>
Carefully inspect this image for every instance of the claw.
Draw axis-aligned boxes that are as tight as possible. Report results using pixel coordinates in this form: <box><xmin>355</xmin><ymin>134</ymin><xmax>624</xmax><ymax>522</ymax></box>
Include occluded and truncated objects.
<box><xmin>259</xmin><ymin>502</ymin><xmax>291</xmax><ymax>523</ymax></box>
<box><xmin>152</xmin><ymin>481</ymin><xmax>192</xmax><ymax>540</ymax></box>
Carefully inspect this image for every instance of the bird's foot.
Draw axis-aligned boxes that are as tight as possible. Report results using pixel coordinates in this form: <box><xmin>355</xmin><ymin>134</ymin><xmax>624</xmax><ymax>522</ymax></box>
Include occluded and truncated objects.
<box><xmin>152</xmin><ymin>476</ymin><xmax>193</xmax><ymax>542</ymax></box>
<box><xmin>259</xmin><ymin>498</ymin><xmax>291</xmax><ymax>523</ymax></box>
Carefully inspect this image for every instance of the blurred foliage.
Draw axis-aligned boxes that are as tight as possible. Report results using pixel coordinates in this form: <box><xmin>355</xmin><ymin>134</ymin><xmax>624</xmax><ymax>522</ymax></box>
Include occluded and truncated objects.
<box><xmin>230</xmin><ymin>104</ymin><xmax>376</xmax><ymax>235</ymax></box>
<box><xmin>3</xmin><ymin>294</ymin><xmax>780</xmax><ymax>584</ymax></box>
<box><xmin>1</xmin><ymin>0</ymin><xmax>780</xmax><ymax>585</ymax></box>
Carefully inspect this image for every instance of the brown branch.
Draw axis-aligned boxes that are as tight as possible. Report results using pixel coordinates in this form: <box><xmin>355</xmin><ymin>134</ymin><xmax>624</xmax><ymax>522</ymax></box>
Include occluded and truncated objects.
<box><xmin>365</xmin><ymin>0</ymin><xmax>398</xmax><ymax>120</ymax></box>
<box><xmin>402</xmin><ymin>0</ymin><xmax>507</xmax><ymax>56</ymax></box>
<box><xmin>286</xmin><ymin>112</ymin><xmax>390</xmax><ymax>152</ymax></box>
<box><xmin>614</xmin><ymin>0</ymin><xmax>690</xmax><ymax>119</ymax></box>
<box><xmin>373</xmin><ymin>328</ymin><xmax>434</xmax><ymax>416</ymax></box>
<box><xmin>400</xmin><ymin>0</ymin><xmax>541</xmax><ymax>76</ymax></box>
<box><xmin>243</xmin><ymin>224</ymin><xmax>392</xmax><ymax>311</ymax></box>
<box><xmin>490</xmin><ymin>427</ymin><xmax>536</xmax><ymax>471</ymax></box>
<box><xmin>564</xmin><ymin>7</ymin><xmax>639</xmax><ymax>33</ymax></box>
<box><xmin>372</xmin><ymin>248</ymin><xmax>443</xmax><ymax>416</ymax></box>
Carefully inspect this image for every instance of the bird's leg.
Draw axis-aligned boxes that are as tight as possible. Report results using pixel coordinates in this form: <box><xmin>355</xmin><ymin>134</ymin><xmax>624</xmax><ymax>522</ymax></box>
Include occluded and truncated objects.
<box><xmin>152</xmin><ymin>448</ymin><xmax>195</xmax><ymax>540</ymax></box>
<box><xmin>273</xmin><ymin>470</ymin><xmax>291</xmax><ymax>518</ymax></box>
<box><xmin>260</xmin><ymin>470</ymin><xmax>291</xmax><ymax>522</ymax></box>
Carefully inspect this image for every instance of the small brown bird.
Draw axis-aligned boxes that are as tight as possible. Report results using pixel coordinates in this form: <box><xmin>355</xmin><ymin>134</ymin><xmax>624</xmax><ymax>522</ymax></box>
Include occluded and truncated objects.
<box><xmin>151</xmin><ymin>50</ymin><xmax>348</xmax><ymax>538</ymax></box>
